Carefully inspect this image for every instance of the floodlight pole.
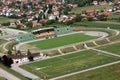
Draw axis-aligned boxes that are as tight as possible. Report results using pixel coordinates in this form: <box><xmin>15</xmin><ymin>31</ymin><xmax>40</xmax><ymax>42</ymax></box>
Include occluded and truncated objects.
<box><xmin>14</xmin><ymin>45</ymin><xmax>17</xmax><ymax>55</ymax></box>
<box><xmin>44</xmin><ymin>75</ymin><xmax>47</xmax><ymax>80</ymax></box>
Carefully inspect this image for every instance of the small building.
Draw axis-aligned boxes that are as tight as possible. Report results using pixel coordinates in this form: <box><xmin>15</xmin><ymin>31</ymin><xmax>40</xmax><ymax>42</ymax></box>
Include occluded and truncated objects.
<box><xmin>7</xmin><ymin>53</ymin><xmax>42</xmax><ymax>64</ymax></box>
<box><xmin>9</xmin><ymin>20</ymin><xmax>16</xmax><ymax>27</ymax></box>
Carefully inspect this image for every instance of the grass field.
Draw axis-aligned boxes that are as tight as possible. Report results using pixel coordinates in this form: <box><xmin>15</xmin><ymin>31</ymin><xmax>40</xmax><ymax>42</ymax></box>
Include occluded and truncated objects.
<box><xmin>73</xmin><ymin>21</ymin><xmax>120</xmax><ymax>30</ymax></box>
<box><xmin>57</xmin><ymin>63</ymin><xmax>120</xmax><ymax>80</ymax></box>
<box><xmin>20</xmin><ymin>50</ymin><xmax>119</xmax><ymax>79</ymax></box>
<box><xmin>108</xmin><ymin>13</ymin><xmax>120</xmax><ymax>20</ymax></box>
<box><xmin>98</xmin><ymin>42</ymin><xmax>120</xmax><ymax>55</ymax></box>
<box><xmin>0</xmin><ymin>77</ymin><xmax>7</xmax><ymax>80</ymax></box>
<box><xmin>0</xmin><ymin>17</ymin><xmax>12</xmax><ymax>23</ymax></box>
<box><xmin>0</xmin><ymin>39</ymin><xmax>7</xmax><ymax>45</ymax></box>
<box><xmin>29</xmin><ymin>33</ymin><xmax>97</xmax><ymax>50</ymax></box>
<box><xmin>70</xmin><ymin>4</ymin><xmax>110</xmax><ymax>14</ymax></box>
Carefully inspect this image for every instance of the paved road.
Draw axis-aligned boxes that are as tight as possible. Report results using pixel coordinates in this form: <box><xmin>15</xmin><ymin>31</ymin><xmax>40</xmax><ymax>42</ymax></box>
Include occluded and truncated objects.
<box><xmin>50</xmin><ymin>60</ymin><xmax>120</xmax><ymax>80</ymax></box>
<box><xmin>0</xmin><ymin>68</ymin><xmax>20</xmax><ymax>80</ymax></box>
<box><xmin>11</xmin><ymin>64</ymin><xmax>40</xmax><ymax>80</ymax></box>
<box><xmin>0</xmin><ymin>27</ymin><xmax>27</xmax><ymax>40</ymax></box>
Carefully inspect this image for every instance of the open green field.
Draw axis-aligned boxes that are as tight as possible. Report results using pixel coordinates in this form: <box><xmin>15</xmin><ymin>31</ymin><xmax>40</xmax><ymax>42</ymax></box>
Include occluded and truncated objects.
<box><xmin>57</xmin><ymin>63</ymin><xmax>120</xmax><ymax>80</ymax></box>
<box><xmin>70</xmin><ymin>4</ymin><xmax>109</xmax><ymax>14</ymax></box>
<box><xmin>29</xmin><ymin>33</ymin><xmax>97</xmax><ymax>50</ymax></box>
<box><xmin>0</xmin><ymin>17</ymin><xmax>12</xmax><ymax>23</ymax></box>
<box><xmin>0</xmin><ymin>77</ymin><xmax>7</xmax><ymax>80</ymax></box>
<box><xmin>98</xmin><ymin>42</ymin><xmax>120</xmax><ymax>55</ymax></box>
<box><xmin>20</xmin><ymin>50</ymin><xmax>119</xmax><ymax>79</ymax></box>
<box><xmin>73</xmin><ymin>21</ymin><xmax>120</xmax><ymax>30</ymax></box>
<box><xmin>0</xmin><ymin>39</ymin><xmax>7</xmax><ymax>52</ymax></box>
<box><xmin>0</xmin><ymin>39</ymin><xmax>7</xmax><ymax>45</ymax></box>
<box><xmin>108</xmin><ymin>13</ymin><xmax>120</xmax><ymax>20</ymax></box>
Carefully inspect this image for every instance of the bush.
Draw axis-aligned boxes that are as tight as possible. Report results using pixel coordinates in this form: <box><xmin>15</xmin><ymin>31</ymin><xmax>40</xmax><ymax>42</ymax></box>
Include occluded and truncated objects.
<box><xmin>97</xmin><ymin>14</ymin><xmax>108</xmax><ymax>21</ymax></box>
<box><xmin>2</xmin><ymin>22</ymin><xmax>10</xmax><ymax>26</ymax></box>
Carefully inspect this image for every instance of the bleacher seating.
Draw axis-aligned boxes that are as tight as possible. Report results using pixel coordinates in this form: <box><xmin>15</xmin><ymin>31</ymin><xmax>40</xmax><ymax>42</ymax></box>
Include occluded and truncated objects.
<box><xmin>16</xmin><ymin>33</ymin><xmax>36</xmax><ymax>42</ymax></box>
<box><xmin>54</xmin><ymin>26</ymin><xmax>73</xmax><ymax>35</ymax></box>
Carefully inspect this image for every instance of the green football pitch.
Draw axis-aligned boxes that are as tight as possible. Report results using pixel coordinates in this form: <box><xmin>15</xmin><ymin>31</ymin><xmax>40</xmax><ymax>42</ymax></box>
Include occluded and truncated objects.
<box><xmin>20</xmin><ymin>50</ymin><xmax>119</xmax><ymax>79</ymax></box>
<box><xmin>29</xmin><ymin>33</ymin><xmax>97</xmax><ymax>50</ymax></box>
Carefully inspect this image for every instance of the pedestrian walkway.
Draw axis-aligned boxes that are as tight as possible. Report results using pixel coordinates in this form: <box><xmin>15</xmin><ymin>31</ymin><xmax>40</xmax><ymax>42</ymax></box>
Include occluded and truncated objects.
<box><xmin>11</xmin><ymin>64</ymin><xmax>40</xmax><ymax>80</ymax></box>
<box><xmin>0</xmin><ymin>68</ymin><xmax>20</xmax><ymax>80</ymax></box>
<box><xmin>91</xmin><ymin>48</ymin><xmax>120</xmax><ymax>57</ymax></box>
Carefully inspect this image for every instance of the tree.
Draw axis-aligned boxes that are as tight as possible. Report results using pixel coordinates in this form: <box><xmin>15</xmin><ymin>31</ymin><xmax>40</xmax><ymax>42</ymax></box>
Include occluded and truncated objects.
<box><xmin>0</xmin><ymin>1</ymin><xmax>3</xmax><ymax>6</ymax></box>
<box><xmin>74</xmin><ymin>15</ymin><xmax>82</xmax><ymax>22</ymax></box>
<box><xmin>27</xmin><ymin>49</ymin><xmax>31</xmax><ymax>56</ymax></box>
<box><xmin>63</xmin><ymin>7</ymin><xmax>72</xmax><ymax>15</ymax></box>
<box><xmin>26</xmin><ymin>21</ymin><xmax>33</xmax><ymax>28</ymax></box>
<box><xmin>28</xmin><ymin>55</ymin><xmax>34</xmax><ymax>61</ymax></box>
<box><xmin>17</xmin><ymin>50</ymin><xmax>21</xmax><ymax>55</ymax></box>
<box><xmin>0</xmin><ymin>56</ymin><xmax>2</xmax><ymax>62</ymax></box>
<box><xmin>1</xmin><ymin>55</ymin><xmax>13</xmax><ymax>67</ymax></box>
<box><xmin>64</xmin><ymin>20</ymin><xmax>74</xmax><ymax>25</ymax></box>
<box><xmin>7</xmin><ymin>50</ymin><xmax>12</xmax><ymax>54</ymax></box>
<box><xmin>46</xmin><ymin>20</ymin><xmax>55</xmax><ymax>25</ymax></box>
<box><xmin>87</xmin><ymin>17</ymin><xmax>94</xmax><ymax>21</ymax></box>
<box><xmin>2</xmin><ymin>22</ymin><xmax>10</xmax><ymax>26</ymax></box>
<box><xmin>27</xmin><ymin>49</ymin><xmax>34</xmax><ymax>61</ymax></box>
<box><xmin>97</xmin><ymin>14</ymin><xmax>108</xmax><ymax>21</ymax></box>
<box><xmin>118</xmin><ymin>17</ymin><xmax>120</xmax><ymax>22</ymax></box>
<box><xmin>0</xmin><ymin>30</ymin><xmax>2</xmax><ymax>34</ymax></box>
<box><xmin>16</xmin><ymin>25</ymin><xmax>21</xmax><ymax>29</ymax></box>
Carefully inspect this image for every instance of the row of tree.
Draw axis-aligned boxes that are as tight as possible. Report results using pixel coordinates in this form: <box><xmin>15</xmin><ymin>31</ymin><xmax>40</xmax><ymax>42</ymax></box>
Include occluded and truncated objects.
<box><xmin>0</xmin><ymin>55</ymin><xmax>13</xmax><ymax>67</ymax></box>
<box><xmin>65</xmin><ymin>0</ymin><xmax>114</xmax><ymax>6</ymax></box>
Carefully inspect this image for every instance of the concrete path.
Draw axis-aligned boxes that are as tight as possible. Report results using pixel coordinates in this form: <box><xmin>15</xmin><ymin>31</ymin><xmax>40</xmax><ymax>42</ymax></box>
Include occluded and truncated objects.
<box><xmin>50</xmin><ymin>60</ymin><xmax>120</xmax><ymax>80</ymax></box>
<box><xmin>0</xmin><ymin>68</ymin><xmax>20</xmax><ymax>80</ymax></box>
<box><xmin>91</xmin><ymin>48</ymin><xmax>120</xmax><ymax>57</ymax></box>
<box><xmin>11</xmin><ymin>64</ymin><xmax>40</xmax><ymax>80</ymax></box>
<box><xmin>2</xmin><ymin>41</ymin><xmax>12</xmax><ymax>52</ymax></box>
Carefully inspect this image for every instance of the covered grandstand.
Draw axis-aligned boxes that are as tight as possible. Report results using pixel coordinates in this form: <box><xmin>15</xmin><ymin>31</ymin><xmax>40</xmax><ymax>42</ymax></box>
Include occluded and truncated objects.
<box><xmin>32</xmin><ymin>27</ymin><xmax>55</xmax><ymax>38</ymax></box>
<box><xmin>32</xmin><ymin>26</ymin><xmax>73</xmax><ymax>37</ymax></box>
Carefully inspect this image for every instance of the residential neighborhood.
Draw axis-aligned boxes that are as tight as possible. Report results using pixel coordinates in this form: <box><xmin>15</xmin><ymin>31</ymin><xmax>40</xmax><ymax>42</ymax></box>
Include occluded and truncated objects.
<box><xmin>0</xmin><ymin>0</ymin><xmax>119</xmax><ymax>29</ymax></box>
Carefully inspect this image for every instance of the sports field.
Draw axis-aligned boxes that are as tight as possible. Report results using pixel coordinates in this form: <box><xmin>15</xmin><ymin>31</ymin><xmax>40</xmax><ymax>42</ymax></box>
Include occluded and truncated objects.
<box><xmin>20</xmin><ymin>50</ymin><xmax>119</xmax><ymax>79</ymax></box>
<box><xmin>57</xmin><ymin>63</ymin><xmax>120</xmax><ymax>80</ymax></box>
<box><xmin>29</xmin><ymin>33</ymin><xmax>97</xmax><ymax>50</ymax></box>
<box><xmin>98</xmin><ymin>42</ymin><xmax>120</xmax><ymax>55</ymax></box>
